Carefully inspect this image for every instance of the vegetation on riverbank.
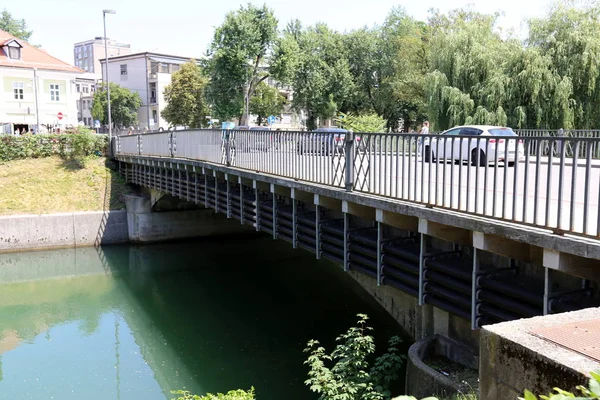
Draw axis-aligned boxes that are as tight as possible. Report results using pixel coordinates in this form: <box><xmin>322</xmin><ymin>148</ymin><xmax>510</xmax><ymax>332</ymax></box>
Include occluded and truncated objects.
<box><xmin>0</xmin><ymin>156</ymin><xmax>134</xmax><ymax>215</ymax></box>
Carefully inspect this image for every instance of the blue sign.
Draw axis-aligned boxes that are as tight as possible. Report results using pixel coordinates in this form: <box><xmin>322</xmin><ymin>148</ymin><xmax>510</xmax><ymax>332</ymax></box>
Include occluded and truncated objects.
<box><xmin>94</xmin><ymin>120</ymin><xmax>101</xmax><ymax>128</ymax></box>
<box><xmin>267</xmin><ymin>115</ymin><xmax>276</xmax><ymax>125</ymax></box>
<box><xmin>221</xmin><ymin>121</ymin><xmax>235</xmax><ymax>129</ymax></box>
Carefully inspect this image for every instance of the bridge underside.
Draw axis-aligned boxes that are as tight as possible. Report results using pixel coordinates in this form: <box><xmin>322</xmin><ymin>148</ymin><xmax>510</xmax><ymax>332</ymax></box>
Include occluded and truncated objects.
<box><xmin>117</xmin><ymin>156</ymin><xmax>600</xmax><ymax>340</ymax></box>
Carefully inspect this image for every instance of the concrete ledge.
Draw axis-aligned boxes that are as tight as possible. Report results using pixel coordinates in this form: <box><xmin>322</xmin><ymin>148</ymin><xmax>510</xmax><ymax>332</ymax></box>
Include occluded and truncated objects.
<box><xmin>406</xmin><ymin>334</ymin><xmax>478</xmax><ymax>398</ymax></box>
<box><xmin>480</xmin><ymin>308</ymin><xmax>600</xmax><ymax>400</ymax></box>
<box><xmin>0</xmin><ymin>211</ymin><xmax>129</xmax><ymax>253</ymax></box>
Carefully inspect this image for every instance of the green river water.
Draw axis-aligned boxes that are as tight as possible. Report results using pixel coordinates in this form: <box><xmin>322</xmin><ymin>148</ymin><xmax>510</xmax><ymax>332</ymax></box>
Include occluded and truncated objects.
<box><xmin>0</xmin><ymin>234</ymin><xmax>406</xmax><ymax>400</ymax></box>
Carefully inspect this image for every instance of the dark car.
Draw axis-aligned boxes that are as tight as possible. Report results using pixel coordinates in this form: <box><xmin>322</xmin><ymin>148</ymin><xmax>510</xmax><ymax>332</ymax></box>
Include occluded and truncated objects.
<box><xmin>297</xmin><ymin>128</ymin><xmax>347</xmax><ymax>155</ymax></box>
<box><xmin>232</xmin><ymin>126</ymin><xmax>271</xmax><ymax>152</ymax></box>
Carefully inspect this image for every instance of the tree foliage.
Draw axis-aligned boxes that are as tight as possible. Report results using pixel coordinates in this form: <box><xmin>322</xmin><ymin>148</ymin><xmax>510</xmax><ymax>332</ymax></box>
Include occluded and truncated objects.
<box><xmin>0</xmin><ymin>9</ymin><xmax>33</xmax><ymax>42</ymax></box>
<box><xmin>91</xmin><ymin>83</ymin><xmax>142</xmax><ymax>129</ymax></box>
<box><xmin>520</xmin><ymin>371</ymin><xmax>600</xmax><ymax>400</ymax></box>
<box><xmin>271</xmin><ymin>22</ymin><xmax>353</xmax><ymax>130</ymax></box>
<box><xmin>336</xmin><ymin>113</ymin><xmax>386</xmax><ymax>133</ymax></box>
<box><xmin>162</xmin><ymin>60</ymin><xmax>209</xmax><ymax>128</ymax></box>
<box><xmin>304</xmin><ymin>314</ymin><xmax>405</xmax><ymax>400</ymax></box>
<box><xmin>206</xmin><ymin>3</ymin><xmax>278</xmax><ymax>124</ymax></box>
<box><xmin>249</xmin><ymin>81</ymin><xmax>285</xmax><ymax>125</ymax></box>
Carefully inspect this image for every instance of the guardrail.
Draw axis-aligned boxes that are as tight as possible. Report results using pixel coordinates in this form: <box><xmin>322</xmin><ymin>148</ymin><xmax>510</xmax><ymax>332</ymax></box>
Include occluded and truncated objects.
<box><xmin>115</xmin><ymin>130</ymin><xmax>600</xmax><ymax>239</ymax></box>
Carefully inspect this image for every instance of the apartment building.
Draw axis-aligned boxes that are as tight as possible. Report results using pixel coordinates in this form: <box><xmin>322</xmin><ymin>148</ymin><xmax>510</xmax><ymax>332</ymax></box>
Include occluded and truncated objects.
<box><xmin>0</xmin><ymin>29</ymin><xmax>82</xmax><ymax>134</ymax></box>
<box><xmin>100</xmin><ymin>52</ymin><xmax>201</xmax><ymax>130</ymax></box>
<box><xmin>74</xmin><ymin>73</ymin><xmax>98</xmax><ymax>127</ymax></box>
<box><xmin>74</xmin><ymin>37</ymin><xmax>131</xmax><ymax>75</ymax></box>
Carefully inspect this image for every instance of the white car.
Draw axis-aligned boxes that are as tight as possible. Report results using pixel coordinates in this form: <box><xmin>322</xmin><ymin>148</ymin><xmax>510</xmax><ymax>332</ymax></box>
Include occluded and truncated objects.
<box><xmin>424</xmin><ymin>125</ymin><xmax>525</xmax><ymax>166</ymax></box>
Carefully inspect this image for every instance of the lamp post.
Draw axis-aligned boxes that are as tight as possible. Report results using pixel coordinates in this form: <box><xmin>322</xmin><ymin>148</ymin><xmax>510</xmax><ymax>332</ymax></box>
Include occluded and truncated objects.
<box><xmin>103</xmin><ymin>9</ymin><xmax>116</xmax><ymax>146</ymax></box>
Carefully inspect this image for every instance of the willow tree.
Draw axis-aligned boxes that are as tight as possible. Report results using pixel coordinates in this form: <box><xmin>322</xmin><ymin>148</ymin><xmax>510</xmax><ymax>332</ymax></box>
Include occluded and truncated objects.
<box><xmin>425</xmin><ymin>9</ymin><xmax>510</xmax><ymax>130</ymax></box>
<box><xmin>528</xmin><ymin>1</ymin><xmax>600</xmax><ymax>128</ymax></box>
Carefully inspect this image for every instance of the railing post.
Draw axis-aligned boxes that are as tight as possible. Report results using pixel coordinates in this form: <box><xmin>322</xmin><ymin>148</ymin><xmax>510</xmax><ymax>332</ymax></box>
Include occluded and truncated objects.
<box><xmin>225</xmin><ymin>130</ymin><xmax>231</xmax><ymax>166</ymax></box>
<box><xmin>345</xmin><ymin>130</ymin><xmax>355</xmax><ymax>191</ymax></box>
<box><xmin>170</xmin><ymin>131</ymin><xmax>175</xmax><ymax>158</ymax></box>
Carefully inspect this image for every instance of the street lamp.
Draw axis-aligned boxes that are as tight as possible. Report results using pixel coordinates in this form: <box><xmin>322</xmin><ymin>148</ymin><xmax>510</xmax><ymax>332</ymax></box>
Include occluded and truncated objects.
<box><xmin>103</xmin><ymin>9</ymin><xmax>116</xmax><ymax>147</ymax></box>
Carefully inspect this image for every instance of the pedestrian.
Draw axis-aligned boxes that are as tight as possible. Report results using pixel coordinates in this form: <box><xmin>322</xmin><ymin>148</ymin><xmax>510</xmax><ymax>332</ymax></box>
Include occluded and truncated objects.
<box><xmin>417</xmin><ymin>121</ymin><xmax>429</xmax><ymax>157</ymax></box>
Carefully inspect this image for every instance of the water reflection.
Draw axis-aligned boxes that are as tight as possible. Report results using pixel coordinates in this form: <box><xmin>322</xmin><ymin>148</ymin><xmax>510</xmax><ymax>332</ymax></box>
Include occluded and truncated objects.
<box><xmin>0</xmin><ymin>235</ymin><xmax>406</xmax><ymax>400</ymax></box>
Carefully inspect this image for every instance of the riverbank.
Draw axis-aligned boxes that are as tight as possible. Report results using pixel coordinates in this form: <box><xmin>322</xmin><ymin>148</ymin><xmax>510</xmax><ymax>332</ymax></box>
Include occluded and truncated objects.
<box><xmin>0</xmin><ymin>156</ymin><xmax>133</xmax><ymax>215</ymax></box>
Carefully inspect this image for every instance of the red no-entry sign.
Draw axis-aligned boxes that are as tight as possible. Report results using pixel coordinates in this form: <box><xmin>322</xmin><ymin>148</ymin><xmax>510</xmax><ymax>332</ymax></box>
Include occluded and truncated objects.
<box><xmin>57</xmin><ymin>112</ymin><xmax>64</xmax><ymax>120</ymax></box>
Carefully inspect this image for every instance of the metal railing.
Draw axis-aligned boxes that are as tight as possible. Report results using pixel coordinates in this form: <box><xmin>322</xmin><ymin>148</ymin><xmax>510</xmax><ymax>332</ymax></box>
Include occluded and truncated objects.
<box><xmin>115</xmin><ymin>130</ymin><xmax>600</xmax><ymax>239</ymax></box>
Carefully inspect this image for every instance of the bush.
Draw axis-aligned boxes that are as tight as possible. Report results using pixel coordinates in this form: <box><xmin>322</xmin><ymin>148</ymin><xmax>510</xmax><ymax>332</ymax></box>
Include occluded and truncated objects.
<box><xmin>0</xmin><ymin>133</ymin><xmax>107</xmax><ymax>163</ymax></box>
<box><xmin>521</xmin><ymin>371</ymin><xmax>600</xmax><ymax>400</ymax></box>
<box><xmin>171</xmin><ymin>388</ymin><xmax>255</xmax><ymax>400</ymax></box>
<box><xmin>304</xmin><ymin>314</ymin><xmax>405</xmax><ymax>400</ymax></box>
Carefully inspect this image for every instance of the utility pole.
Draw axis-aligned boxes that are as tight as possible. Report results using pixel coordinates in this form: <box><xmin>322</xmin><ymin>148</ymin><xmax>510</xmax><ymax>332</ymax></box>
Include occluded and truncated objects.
<box><xmin>103</xmin><ymin>10</ymin><xmax>116</xmax><ymax>145</ymax></box>
<box><xmin>33</xmin><ymin>68</ymin><xmax>40</xmax><ymax>134</ymax></box>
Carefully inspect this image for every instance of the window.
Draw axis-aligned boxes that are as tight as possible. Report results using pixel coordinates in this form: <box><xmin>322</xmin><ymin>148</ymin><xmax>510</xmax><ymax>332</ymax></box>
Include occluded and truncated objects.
<box><xmin>120</xmin><ymin>64</ymin><xmax>127</xmax><ymax>75</ymax></box>
<box><xmin>8</xmin><ymin>46</ymin><xmax>21</xmax><ymax>59</ymax></box>
<box><xmin>159</xmin><ymin>63</ymin><xmax>169</xmax><ymax>73</ymax></box>
<box><xmin>150</xmin><ymin>62</ymin><xmax>158</xmax><ymax>74</ymax></box>
<box><xmin>76</xmin><ymin>84</ymin><xmax>81</xmax><ymax>93</ymax></box>
<box><xmin>459</xmin><ymin>128</ymin><xmax>483</xmax><ymax>136</ymax></box>
<box><xmin>152</xmin><ymin>110</ymin><xmax>157</xmax><ymax>124</ymax></box>
<box><xmin>50</xmin><ymin>84</ymin><xmax>60</xmax><ymax>101</ymax></box>
<box><xmin>83</xmin><ymin>85</ymin><xmax>89</xmax><ymax>94</ymax></box>
<box><xmin>171</xmin><ymin>64</ymin><xmax>180</xmax><ymax>73</ymax></box>
<box><xmin>13</xmin><ymin>82</ymin><xmax>24</xmax><ymax>100</ymax></box>
<box><xmin>149</xmin><ymin>82</ymin><xmax>157</xmax><ymax>103</ymax></box>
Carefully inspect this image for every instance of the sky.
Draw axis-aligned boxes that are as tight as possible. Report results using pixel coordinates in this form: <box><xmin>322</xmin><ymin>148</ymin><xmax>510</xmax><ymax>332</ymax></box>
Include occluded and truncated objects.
<box><xmin>6</xmin><ymin>0</ymin><xmax>556</xmax><ymax>65</ymax></box>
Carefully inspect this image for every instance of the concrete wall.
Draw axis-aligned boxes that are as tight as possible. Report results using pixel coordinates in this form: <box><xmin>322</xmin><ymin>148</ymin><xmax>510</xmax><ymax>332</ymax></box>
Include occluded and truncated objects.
<box><xmin>480</xmin><ymin>308</ymin><xmax>600</xmax><ymax>400</ymax></box>
<box><xmin>0</xmin><ymin>211</ymin><xmax>129</xmax><ymax>253</ymax></box>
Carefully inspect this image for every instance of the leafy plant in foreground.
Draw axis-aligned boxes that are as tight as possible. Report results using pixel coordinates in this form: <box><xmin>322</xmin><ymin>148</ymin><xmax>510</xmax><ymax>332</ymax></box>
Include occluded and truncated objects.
<box><xmin>304</xmin><ymin>313</ymin><xmax>405</xmax><ymax>400</ymax></box>
<box><xmin>521</xmin><ymin>371</ymin><xmax>600</xmax><ymax>400</ymax></box>
<box><xmin>171</xmin><ymin>388</ymin><xmax>255</xmax><ymax>400</ymax></box>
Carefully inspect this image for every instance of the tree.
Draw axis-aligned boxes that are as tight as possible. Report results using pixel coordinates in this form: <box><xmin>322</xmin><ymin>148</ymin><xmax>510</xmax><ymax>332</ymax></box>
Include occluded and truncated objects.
<box><xmin>206</xmin><ymin>4</ymin><xmax>278</xmax><ymax>124</ymax></box>
<box><xmin>249</xmin><ymin>81</ymin><xmax>285</xmax><ymax>125</ymax></box>
<box><xmin>271</xmin><ymin>23</ymin><xmax>354</xmax><ymax>130</ymax></box>
<box><xmin>91</xmin><ymin>83</ymin><xmax>142</xmax><ymax>129</ymax></box>
<box><xmin>304</xmin><ymin>314</ymin><xmax>405</xmax><ymax>400</ymax></box>
<box><xmin>528</xmin><ymin>1</ymin><xmax>600</xmax><ymax>128</ymax></box>
<box><xmin>0</xmin><ymin>9</ymin><xmax>33</xmax><ymax>42</ymax></box>
<box><xmin>162</xmin><ymin>59</ymin><xmax>210</xmax><ymax>128</ymax></box>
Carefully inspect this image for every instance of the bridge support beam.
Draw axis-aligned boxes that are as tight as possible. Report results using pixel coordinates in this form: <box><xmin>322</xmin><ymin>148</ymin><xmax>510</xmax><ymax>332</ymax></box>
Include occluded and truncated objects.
<box><xmin>376</xmin><ymin>209</ymin><xmax>418</xmax><ymax>232</ymax></box>
<box><xmin>472</xmin><ymin>231</ymin><xmax>543</xmax><ymax>264</ymax></box>
<box><xmin>342</xmin><ymin>201</ymin><xmax>375</xmax><ymax>221</ymax></box>
<box><xmin>418</xmin><ymin>218</ymin><xmax>471</xmax><ymax>246</ymax></box>
<box><xmin>543</xmin><ymin>248</ymin><xmax>600</xmax><ymax>281</ymax></box>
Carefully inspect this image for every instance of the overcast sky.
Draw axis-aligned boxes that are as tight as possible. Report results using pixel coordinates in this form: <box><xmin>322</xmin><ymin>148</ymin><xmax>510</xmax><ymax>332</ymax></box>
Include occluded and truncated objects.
<box><xmin>8</xmin><ymin>0</ymin><xmax>555</xmax><ymax>65</ymax></box>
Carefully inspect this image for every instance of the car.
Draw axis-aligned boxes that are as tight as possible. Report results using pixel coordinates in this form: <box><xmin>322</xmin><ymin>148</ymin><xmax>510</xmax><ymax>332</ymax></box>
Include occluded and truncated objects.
<box><xmin>232</xmin><ymin>126</ymin><xmax>271</xmax><ymax>152</ymax></box>
<box><xmin>297</xmin><ymin>128</ymin><xmax>347</xmax><ymax>155</ymax></box>
<box><xmin>424</xmin><ymin>125</ymin><xmax>525</xmax><ymax>166</ymax></box>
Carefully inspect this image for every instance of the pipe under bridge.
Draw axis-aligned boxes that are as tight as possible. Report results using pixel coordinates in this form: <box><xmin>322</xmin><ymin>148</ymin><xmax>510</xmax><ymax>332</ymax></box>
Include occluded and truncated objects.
<box><xmin>114</xmin><ymin>129</ymin><xmax>600</xmax><ymax>333</ymax></box>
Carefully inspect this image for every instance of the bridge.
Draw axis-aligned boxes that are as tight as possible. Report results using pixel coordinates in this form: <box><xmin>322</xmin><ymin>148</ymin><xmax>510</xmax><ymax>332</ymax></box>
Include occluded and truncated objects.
<box><xmin>114</xmin><ymin>129</ymin><xmax>600</xmax><ymax>336</ymax></box>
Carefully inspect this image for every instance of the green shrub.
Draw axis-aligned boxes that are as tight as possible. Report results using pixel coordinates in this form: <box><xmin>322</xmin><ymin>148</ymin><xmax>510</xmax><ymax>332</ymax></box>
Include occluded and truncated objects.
<box><xmin>171</xmin><ymin>388</ymin><xmax>255</xmax><ymax>400</ymax></box>
<box><xmin>304</xmin><ymin>313</ymin><xmax>405</xmax><ymax>400</ymax></box>
<box><xmin>0</xmin><ymin>133</ymin><xmax>107</xmax><ymax>163</ymax></box>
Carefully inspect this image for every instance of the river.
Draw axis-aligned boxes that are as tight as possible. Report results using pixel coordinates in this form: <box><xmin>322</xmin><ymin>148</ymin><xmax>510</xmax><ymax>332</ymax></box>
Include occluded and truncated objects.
<box><xmin>0</xmin><ymin>234</ymin><xmax>407</xmax><ymax>400</ymax></box>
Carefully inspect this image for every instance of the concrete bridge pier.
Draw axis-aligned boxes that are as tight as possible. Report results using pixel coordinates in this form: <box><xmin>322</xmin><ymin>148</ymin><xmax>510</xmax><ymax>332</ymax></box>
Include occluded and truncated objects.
<box><xmin>124</xmin><ymin>192</ymin><xmax>252</xmax><ymax>243</ymax></box>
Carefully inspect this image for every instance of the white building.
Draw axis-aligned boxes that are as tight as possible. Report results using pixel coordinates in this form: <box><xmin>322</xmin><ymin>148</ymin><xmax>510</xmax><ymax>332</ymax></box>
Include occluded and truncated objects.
<box><xmin>0</xmin><ymin>29</ymin><xmax>82</xmax><ymax>134</ymax></box>
<box><xmin>74</xmin><ymin>73</ymin><xmax>98</xmax><ymax>127</ymax></box>
<box><xmin>101</xmin><ymin>52</ymin><xmax>201</xmax><ymax>131</ymax></box>
<box><xmin>74</xmin><ymin>37</ymin><xmax>131</xmax><ymax>75</ymax></box>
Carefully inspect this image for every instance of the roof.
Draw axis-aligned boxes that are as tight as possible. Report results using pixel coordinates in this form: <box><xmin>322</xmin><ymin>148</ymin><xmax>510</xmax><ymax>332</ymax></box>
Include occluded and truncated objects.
<box><xmin>0</xmin><ymin>29</ymin><xmax>82</xmax><ymax>73</ymax></box>
<box><xmin>99</xmin><ymin>51</ymin><xmax>204</xmax><ymax>64</ymax></box>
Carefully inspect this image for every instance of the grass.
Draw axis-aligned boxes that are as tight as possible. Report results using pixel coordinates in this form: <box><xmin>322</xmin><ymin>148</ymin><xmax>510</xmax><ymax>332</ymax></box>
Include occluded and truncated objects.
<box><xmin>0</xmin><ymin>156</ymin><xmax>135</xmax><ymax>215</ymax></box>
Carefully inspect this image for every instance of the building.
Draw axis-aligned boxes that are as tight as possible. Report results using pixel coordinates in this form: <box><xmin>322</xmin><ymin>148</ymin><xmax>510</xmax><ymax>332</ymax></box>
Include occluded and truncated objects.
<box><xmin>0</xmin><ymin>29</ymin><xmax>82</xmax><ymax>134</ymax></box>
<box><xmin>100</xmin><ymin>52</ymin><xmax>201</xmax><ymax>130</ymax></box>
<box><xmin>74</xmin><ymin>73</ymin><xmax>98</xmax><ymax>127</ymax></box>
<box><xmin>74</xmin><ymin>37</ymin><xmax>131</xmax><ymax>75</ymax></box>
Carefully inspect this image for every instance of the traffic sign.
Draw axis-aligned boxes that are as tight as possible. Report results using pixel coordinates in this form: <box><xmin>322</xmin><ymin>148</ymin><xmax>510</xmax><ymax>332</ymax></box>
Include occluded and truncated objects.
<box><xmin>267</xmin><ymin>115</ymin><xmax>276</xmax><ymax>125</ymax></box>
<box><xmin>94</xmin><ymin>120</ymin><xmax>101</xmax><ymax>128</ymax></box>
<box><xmin>57</xmin><ymin>112</ymin><xmax>64</xmax><ymax>120</ymax></box>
